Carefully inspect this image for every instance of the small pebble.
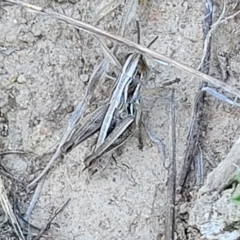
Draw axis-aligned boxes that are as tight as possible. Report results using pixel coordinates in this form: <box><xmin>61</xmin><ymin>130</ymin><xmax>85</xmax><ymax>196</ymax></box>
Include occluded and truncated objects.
<box><xmin>66</xmin><ymin>105</ymin><xmax>74</xmax><ymax>113</ymax></box>
<box><xmin>11</xmin><ymin>76</ymin><xmax>18</xmax><ymax>83</ymax></box>
<box><xmin>28</xmin><ymin>174</ymin><xmax>35</xmax><ymax>182</ymax></box>
<box><xmin>80</xmin><ymin>74</ymin><xmax>89</xmax><ymax>83</ymax></box>
<box><xmin>111</xmin><ymin>12</ymin><xmax>115</xmax><ymax>18</ymax></box>
<box><xmin>107</xmin><ymin>40</ymin><xmax>113</xmax><ymax>49</ymax></box>
<box><xmin>13</xmin><ymin>158</ymin><xmax>28</xmax><ymax>172</ymax></box>
<box><xmin>17</xmin><ymin>74</ymin><xmax>27</xmax><ymax>84</ymax></box>
<box><xmin>39</xmin><ymin>126</ymin><xmax>52</xmax><ymax>136</ymax></box>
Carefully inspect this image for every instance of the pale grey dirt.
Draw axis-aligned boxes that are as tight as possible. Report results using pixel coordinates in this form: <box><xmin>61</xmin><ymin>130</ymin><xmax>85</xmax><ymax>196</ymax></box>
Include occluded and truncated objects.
<box><xmin>1</xmin><ymin>0</ymin><xmax>240</xmax><ymax>239</ymax></box>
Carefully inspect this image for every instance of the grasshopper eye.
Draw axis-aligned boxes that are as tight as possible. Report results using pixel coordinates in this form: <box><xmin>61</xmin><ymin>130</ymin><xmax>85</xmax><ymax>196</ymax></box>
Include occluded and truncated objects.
<box><xmin>127</xmin><ymin>103</ymin><xmax>135</xmax><ymax>116</ymax></box>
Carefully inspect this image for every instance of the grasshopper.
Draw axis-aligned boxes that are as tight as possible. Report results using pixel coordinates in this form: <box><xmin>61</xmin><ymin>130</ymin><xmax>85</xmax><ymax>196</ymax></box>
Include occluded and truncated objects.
<box><xmin>95</xmin><ymin>32</ymin><xmax>158</xmax><ymax>151</ymax></box>
<box><xmin>95</xmin><ymin>53</ymin><xmax>142</xmax><ymax>150</ymax></box>
<box><xmin>85</xmin><ymin>28</ymin><xmax>158</xmax><ymax>170</ymax></box>
<box><xmin>62</xmin><ymin>23</ymin><xmax>156</xmax><ymax>172</ymax></box>
<box><xmin>83</xmin><ymin>80</ymin><xmax>142</xmax><ymax>170</ymax></box>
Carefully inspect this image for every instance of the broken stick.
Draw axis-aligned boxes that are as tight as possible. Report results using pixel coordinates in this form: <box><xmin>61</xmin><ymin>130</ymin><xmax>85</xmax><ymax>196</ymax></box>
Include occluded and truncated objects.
<box><xmin>165</xmin><ymin>89</ymin><xmax>176</xmax><ymax>240</ymax></box>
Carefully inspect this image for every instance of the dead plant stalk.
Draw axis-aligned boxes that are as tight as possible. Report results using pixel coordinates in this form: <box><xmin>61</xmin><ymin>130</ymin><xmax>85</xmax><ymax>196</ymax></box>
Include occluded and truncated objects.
<box><xmin>5</xmin><ymin>0</ymin><xmax>240</xmax><ymax>98</ymax></box>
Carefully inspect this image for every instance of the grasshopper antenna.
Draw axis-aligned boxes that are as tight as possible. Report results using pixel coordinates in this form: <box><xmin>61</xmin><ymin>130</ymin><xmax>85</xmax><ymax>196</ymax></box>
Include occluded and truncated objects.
<box><xmin>147</xmin><ymin>36</ymin><xmax>159</xmax><ymax>48</ymax></box>
<box><xmin>136</xmin><ymin>20</ymin><xmax>140</xmax><ymax>44</ymax></box>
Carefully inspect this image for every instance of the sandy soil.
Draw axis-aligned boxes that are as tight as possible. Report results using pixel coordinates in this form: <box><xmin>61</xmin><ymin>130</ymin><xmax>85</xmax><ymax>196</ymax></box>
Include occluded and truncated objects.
<box><xmin>1</xmin><ymin>0</ymin><xmax>240</xmax><ymax>239</ymax></box>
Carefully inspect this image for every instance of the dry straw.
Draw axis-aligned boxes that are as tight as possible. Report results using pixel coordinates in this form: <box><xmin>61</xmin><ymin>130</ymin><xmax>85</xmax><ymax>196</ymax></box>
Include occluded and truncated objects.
<box><xmin>5</xmin><ymin>0</ymin><xmax>240</xmax><ymax>98</ymax></box>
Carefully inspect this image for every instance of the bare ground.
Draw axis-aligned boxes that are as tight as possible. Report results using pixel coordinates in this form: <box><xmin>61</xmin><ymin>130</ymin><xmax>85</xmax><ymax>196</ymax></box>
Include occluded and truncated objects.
<box><xmin>1</xmin><ymin>0</ymin><xmax>240</xmax><ymax>239</ymax></box>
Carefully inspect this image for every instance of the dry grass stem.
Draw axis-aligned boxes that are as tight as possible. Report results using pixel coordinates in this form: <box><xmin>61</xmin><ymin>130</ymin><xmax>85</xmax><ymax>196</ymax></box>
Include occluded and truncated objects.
<box><xmin>34</xmin><ymin>198</ymin><xmax>70</xmax><ymax>240</ymax></box>
<box><xmin>178</xmin><ymin>0</ymin><xmax>213</xmax><ymax>192</ymax></box>
<box><xmin>28</xmin><ymin>58</ymin><xmax>108</xmax><ymax>189</ymax></box>
<box><xmin>5</xmin><ymin>0</ymin><xmax>240</xmax><ymax>98</ymax></box>
<box><xmin>24</xmin><ymin>178</ymin><xmax>45</xmax><ymax>222</ymax></box>
<box><xmin>0</xmin><ymin>175</ymin><xmax>24</xmax><ymax>240</ymax></box>
<box><xmin>165</xmin><ymin>89</ymin><xmax>176</xmax><ymax>240</ymax></box>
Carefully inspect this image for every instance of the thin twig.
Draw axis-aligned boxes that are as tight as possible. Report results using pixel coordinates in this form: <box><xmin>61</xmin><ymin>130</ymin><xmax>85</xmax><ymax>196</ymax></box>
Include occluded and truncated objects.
<box><xmin>25</xmin><ymin>56</ymin><xmax>108</xmax><ymax>228</ymax></box>
<box><xmin>27</xmin><ymin>149</ymin><xmax>61</xmax><ymax>189</ymax></box>
<box><xmin>4</xmin><ymin>0</ymin><xmax>240</xmax><ymax>98</ymax></box>
<box><xmin>14</xmin><ymin>194</ymin><xmax>43</xmax><ymax>240</ymax></box>
<box><xmin>0</xmin><ymin>164</ymin><xmax>24</xmax><ymax>185</ymax></box>
<box><xmin>198</xmin><ymin>2</ymin><xmax>225</xmax><ymax>69</ymax></box>
<box><xmin>202</xmin><ymin>86</ymin><xmax>240</xmax><ymax>107</ymax></box>
<box><xmin>0</xmin><ymin>150</ymin><xmax>25</xmax><ymax>155</ymax></box>
<box><xmin>165</xmin><ymin>89</ymin><xmax>176</xmax><ymax>240</ymax></box>
<box><xmin>24</xmin><ymin>52</ymin><xmax>109</xmax><ymax>229</ymax></box>
<box><xmin>222</xmin><ymin>8</ymin><xmax>240</xmax><ymax>22</ymax></box>
<box><xmin>178</xmin><ymin>0</ymin><xmax>239</xmax><ymax>192</ymax></box>
<box><xmin>0</xmin><ymin>150</ymin><xmax>36</xmax><ymax>156</ymax></box>
<box><xmin>136</xmin><ymin>20</ymin><xmax>140</xmax><ymax>44</ymax></box>
<box><xmin>142</xmin><ymin>121</ymin><xmax>166</xmax><ymax>162</ymax></box>
<box><xmin>111</xmin><ymin>0</ymin><xmax>136</xmax><ymax>56</ymax></box>
<box><xmin>0</xmin><ymin>175</ymin><xmax>24</xmax><ymax>240</ymax></box>
<box><xmin>28</xmin><ymin>58</ymin><xmax>108</xmax><ymax>189</ymax></box>
<box><xmin>195</xmin><ymin>145</ymin><xmax>204</xmax><ymax>185</ymax></box>
<box><xmin>116</xmin><ymin>0</ymin><xmax>137</xmax><ymax>42</ymax></box>
<box><xmin>33</xmin><ymin>198</ymin><xmax>70</xmax><ymax>240</ymax></box>
<box><xmin>178</xmin><ymin>0</ymin><xmax>214</xmax><ymax>193</ymax></box>
<box><xmin>24</xmin><ymin>178</ymin><xmax>45</xmax><ymax>222</ymax></box>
